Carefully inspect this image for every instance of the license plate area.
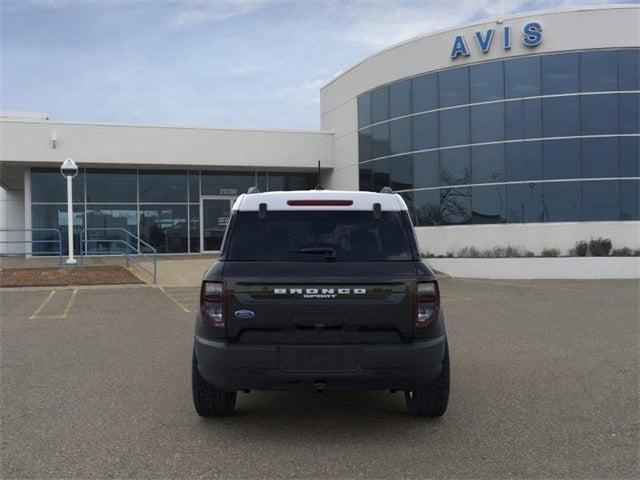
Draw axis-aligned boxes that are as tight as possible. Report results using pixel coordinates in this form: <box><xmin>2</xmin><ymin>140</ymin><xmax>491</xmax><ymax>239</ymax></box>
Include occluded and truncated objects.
<box><xmin>279</xmin><ymin>346</ymin><xmax>361</xmax><ymax>372</ymax></box>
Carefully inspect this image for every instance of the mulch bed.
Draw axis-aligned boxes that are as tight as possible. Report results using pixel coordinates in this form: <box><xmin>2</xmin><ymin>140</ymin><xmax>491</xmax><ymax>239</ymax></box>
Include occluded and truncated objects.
<box><xmin>0</xmin><ymin>266</ymin><xmax>143</xmax><ymax>288</ymax></box>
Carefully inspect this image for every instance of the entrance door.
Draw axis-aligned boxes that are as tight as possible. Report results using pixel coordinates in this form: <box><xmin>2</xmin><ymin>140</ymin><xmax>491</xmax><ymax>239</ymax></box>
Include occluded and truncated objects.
<box><xmin>200</xmin><ymin>196</ymin><xmax>234</xmax><ymax>253</ymax></box>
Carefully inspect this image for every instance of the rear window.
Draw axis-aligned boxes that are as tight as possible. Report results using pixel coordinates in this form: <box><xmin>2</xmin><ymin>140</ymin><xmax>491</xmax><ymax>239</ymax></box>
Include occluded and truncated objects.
<box><xmin>225</xmin><ymin>210</ymin><xmax>415</xmax><ymax>261</ymax></box>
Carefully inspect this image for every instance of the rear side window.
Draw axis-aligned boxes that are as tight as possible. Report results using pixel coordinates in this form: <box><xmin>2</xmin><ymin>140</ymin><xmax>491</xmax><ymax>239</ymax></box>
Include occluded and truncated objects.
<box><xmin>225</xmin><ymin>210</ymin><xmax>415</xmax><ymax>261</ymax></box>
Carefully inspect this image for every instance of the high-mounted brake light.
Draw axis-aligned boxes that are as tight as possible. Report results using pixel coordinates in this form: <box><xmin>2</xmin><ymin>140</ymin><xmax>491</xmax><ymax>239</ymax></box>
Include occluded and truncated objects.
<box><xmin>287</xmin><ymin>199</ymin><xmax>353</xmax><ymax>206</ymax></box>
<box><xmin>200</xmin><ymin>280</ymin><xmax>225</xmax><ymax>329</ymax></box>
<box><xmin>415</xmin><ymin>280</ymin><xmax>439</xmax><ymax>329</ymax></box>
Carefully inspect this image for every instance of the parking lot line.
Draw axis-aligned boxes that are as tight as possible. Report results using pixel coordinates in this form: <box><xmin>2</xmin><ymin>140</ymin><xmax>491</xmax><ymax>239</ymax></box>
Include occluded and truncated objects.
<box><xmin>58</xmin><ymin>289</ymin><xmax>79</xmax><ymax>319</ymax></box>
<box><xmin>158</xmin><ymin>286</ymin><xmax>192</xmax><ymax>313</ymax></box>
<box><xmin>29</xmin><ymin>290</ymin><xmax>56</xmax><ymax>319</ymax></box>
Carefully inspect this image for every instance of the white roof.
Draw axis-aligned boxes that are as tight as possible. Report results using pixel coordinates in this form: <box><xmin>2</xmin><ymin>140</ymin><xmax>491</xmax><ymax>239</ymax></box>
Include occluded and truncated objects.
<box><xmin>233</xmin><ymin>190</ymin><xmax>408</xmax><ymax>211</ymax></box>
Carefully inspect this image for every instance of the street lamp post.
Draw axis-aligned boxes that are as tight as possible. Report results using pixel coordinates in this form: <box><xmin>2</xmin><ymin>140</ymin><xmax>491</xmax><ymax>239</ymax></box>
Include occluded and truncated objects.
<box><xmin>60</xmin><ymin>158</ymin><xmax>78</xmax><ymax>265</ymax></box>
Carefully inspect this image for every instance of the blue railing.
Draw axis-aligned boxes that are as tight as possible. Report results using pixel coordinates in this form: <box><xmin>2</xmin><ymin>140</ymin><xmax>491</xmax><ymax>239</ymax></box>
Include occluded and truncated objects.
<box><xmin>0</xmin><ymin>228</ymin><xmax>63</xmax><ymax>264</ymax></box>
<box><xmin>79</xmin><ymin>228</ymin><xmax>157</xmax><ymax>283</ymax></box>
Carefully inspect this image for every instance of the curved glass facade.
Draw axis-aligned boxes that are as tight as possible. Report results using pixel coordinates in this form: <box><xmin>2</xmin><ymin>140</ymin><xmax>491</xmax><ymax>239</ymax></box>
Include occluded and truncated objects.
<box><xmin>357</xmin><ymin>49</ymin><xmax>640</xmax><ymax>225</ymax></box>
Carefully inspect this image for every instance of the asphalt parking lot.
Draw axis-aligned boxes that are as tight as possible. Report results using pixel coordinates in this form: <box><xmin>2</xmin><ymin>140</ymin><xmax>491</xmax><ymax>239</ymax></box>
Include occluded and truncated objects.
<box><xmin>1</xmin><ymin>278</ymin><xmax>638</xmax><ymax>479</ymax></box>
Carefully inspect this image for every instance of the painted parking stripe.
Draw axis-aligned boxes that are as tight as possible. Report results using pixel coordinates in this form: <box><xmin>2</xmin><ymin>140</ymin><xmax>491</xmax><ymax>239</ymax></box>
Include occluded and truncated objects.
<box><xmin>30</xmin><ymin>289</ymin><xmax>79</xmax><ymax>320</ymax></box>
<box><xmin>158</xmin><ymin>286</ymin><xmax>192</xmax><ymax>313</ymax></box>
<box><xmin>29</xmin><ymin>290</ymin><xmax>56</xmax><ymax>320</ymax></box>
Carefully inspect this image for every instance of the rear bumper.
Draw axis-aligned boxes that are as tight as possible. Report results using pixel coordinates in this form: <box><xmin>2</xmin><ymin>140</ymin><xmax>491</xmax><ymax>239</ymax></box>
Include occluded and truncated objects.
<box><xmin>194</xmin><ymin>335</ymin><xmax>447</xmax><ymax>392</ymax></box>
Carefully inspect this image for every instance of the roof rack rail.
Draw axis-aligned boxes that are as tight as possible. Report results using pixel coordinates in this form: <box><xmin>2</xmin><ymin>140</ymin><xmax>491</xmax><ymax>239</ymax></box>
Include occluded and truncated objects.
<box><xmin>379</xmin><ymin>187</ymin><xmax>393</xmax><ymax>194</ymax></box>
<box><xmin>247</xmin><ymin>186</ymin><xmax>261</xmax><ymax>194</ymax></box>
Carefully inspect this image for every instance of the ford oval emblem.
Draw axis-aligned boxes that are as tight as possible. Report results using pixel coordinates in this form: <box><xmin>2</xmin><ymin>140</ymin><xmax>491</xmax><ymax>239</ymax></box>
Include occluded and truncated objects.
<box><xmin>234</xmin><ymin>309</ymin><xmax>255</xmax><ymax>319</ymax></box>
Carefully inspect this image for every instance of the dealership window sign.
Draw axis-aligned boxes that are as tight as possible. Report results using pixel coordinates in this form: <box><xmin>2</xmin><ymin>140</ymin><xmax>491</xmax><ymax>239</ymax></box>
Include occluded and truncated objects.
<box><xmin>450</xmin><ymin>22</ymin><xmax>543</xmax><ymax>59</ymax></box>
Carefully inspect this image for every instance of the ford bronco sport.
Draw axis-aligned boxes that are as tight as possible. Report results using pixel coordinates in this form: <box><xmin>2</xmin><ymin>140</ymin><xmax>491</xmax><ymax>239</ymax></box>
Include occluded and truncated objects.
<box><xmin>192</xmin><ymin>189</ymin><xmax>449</xmax><ymax>417</ymax></box>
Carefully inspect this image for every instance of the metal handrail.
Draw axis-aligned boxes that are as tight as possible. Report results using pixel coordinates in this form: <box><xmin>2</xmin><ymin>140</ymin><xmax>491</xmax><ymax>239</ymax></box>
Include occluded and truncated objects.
<box><xmin>79</xmin><ymin>228</ymin><xmax>157</xmax><ymax>283</ymax></box>
<box><xmin>0</xmin><ymin>228</ymin><xmax>63</xmax><ymax>264</ymax></box>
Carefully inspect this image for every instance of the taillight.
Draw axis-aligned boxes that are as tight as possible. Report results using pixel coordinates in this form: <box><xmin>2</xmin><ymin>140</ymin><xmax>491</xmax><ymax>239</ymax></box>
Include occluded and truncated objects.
<box><xmin>416</xmin><ymin>280</ymin><xmax>439</xmax><ymax>329</ymax></box>
<box><xmin>200</xmin><ymin>280</ymin><xmax>225</xmax><ymax>329</ymax></box>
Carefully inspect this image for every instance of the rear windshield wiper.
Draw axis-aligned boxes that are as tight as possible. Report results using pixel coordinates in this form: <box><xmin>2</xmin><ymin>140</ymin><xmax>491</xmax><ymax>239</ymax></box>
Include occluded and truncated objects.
<box><xmin>288</xmin><ymin>247</ymin><xmax>337</xmax><ymax>260</ymax></box>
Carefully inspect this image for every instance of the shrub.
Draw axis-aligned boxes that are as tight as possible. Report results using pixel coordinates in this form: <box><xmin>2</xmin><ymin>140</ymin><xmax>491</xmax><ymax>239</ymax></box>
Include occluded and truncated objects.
<box><xmin>611</xmin><ymin>247</ymin><xmax>633</xmax><ymax>256</ymax></box>
<box><xmin>541</xmin><ymin>248</ymin><xmax>560</xmax><ymax>257</ymax></box>
<box><xmin>421</xmin><ymin>251</ymin><xmax>435</xmax><ymax>258</ymax></box>
<box><xmin>525</xmin><ymin>251</ymin><xmax>535</xmax><ymax>257</ymax></box>
<box><xmin>574</xmin><ymin>240</ymin><xmax>588</xmax><ymax>257</ymax></box>
<box><xmin>589</xmin><ymin>237</ymin><xmax>612</xmax><ymax>257</ymax></box>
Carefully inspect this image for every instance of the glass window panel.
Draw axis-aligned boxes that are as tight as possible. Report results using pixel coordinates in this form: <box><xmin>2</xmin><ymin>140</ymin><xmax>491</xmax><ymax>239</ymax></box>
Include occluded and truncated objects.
<box><xmin>580</xmin><ymin>51</ymin><xmax>618</xmax><ymax>92</ymax></box>
<box><xmin>621</xmin><ymin>179</ymin><xmax>639</xmax><ymax>220</ymax></box>
<box><xmin>542</xmin><ymin>52</ymin><xmax>579</xmax><ymax>94</ymax></box>
<box><xmin>139</xmin><ymin>205</ymin><xmax>188</xmax><ymax>253</ymax></box>
<box><xmin>582</xmin><ymin>137</ymin><xmax>619</xmax><ymax>178</ymax></box>
<box><xmin>440</xmin><ymin>147</ymin><xmax>470</xmax><ymax>186</ymax></box>
<box><xmin>267</xmin><ymin>173</ymin><xmax>315</xmax><ymax>191</ymax></box>
<box><xmin>86</xmin><ymin>204</ymin><xmax>137</xmax><ymax>254</ymax></box>
<box><xmin>472</xmin><ymin>185</ymin><xmax>505</xmax><ymax>224</ymax></box>
<box><xmin>359</xmin><ymin>128</ymin><xmax>373</xmax><ymax>162</ymax></box>
<box><xmin>506</xmin><ymin>142</ymin><xmax>543</xmax><ymax>182</ymax></box>
<box><xmin>543</xmin><ymin>96</ymin><xmax>580</xmax><ymax>137</ymax></box>
<box><xmin>372</xmin><ymin>158</ymin><xmax>390</xmax><ymax>192</ymax></box>
<box><xmin>389</xmin><ymin>79</ymin><xmax>411</xmax><ymax>118</ymax></box>
<box><xmin>139</xmin><ymin>170</ymin><xmax>187</xmax><ymax>203</ymax></box>
<box><xmin>505</xmin><ymin>56</ymin><xmax>541</xmax><ymax>98</ymax></box>
<box><xmin>581</xmin><ymin>94</ymin><xmax>618</xmax><ymax>135</ymax></box>
<box><xmin>619</xmin><ymin>49</ymin><xmax>640</xmax><ymax>91</ymax></box>
<box><xmin>31</xmin><ymin>204</ymin><xmax>84</xmax><ymax>255</ymax></box>
<box><xmin>620</xmin><ymin>137</ymin><xmax>640</xmax><ymax>177</ymax></box>
<box><xmin>440</xmin><ymin>187</ymin><xmax>471</xmax><ymax>225</ymax></box>
<box><xmin>189</xmin><ymin>204</ymin><xmax>200</xmax><ymax>253</ymax></box>
<box><xmin>543</xmin><ymin>181</ymin><xmax>581</xmax><ymax>222</ymax></box>
<box><xmin>506</xmin><ymin>183</ymin><xmax>544</xmax><ymax>223</ymax></box>
<box><xmin>359</xmin><ymin>163</ymin><xmax>373</xmax><ymax>191</ymax></box>
<box><xmin>358</xmin><ymin>94</ymin><xmax>372</xmax><ymax>128</ymax></box>
<box><xmin>582</xmin><ymin>180</ymin><xmax>620</xmax><ymax>221</ymax></box>
<box><xmin>31</xmin><ymin>168</ymin><xmax>84</xmax><ymax>203</ymax></box>
<box><xmin>439</xmin><ymin>67</ymin><xmax>469</xmax><ymax>107</ymax></box>
<box><xmin>371</xmin><ymin>123</ymin><xmax>390</xmax><ymax>158</ymax></box>
<box><xmin>505</xmin><ymin>99</ymin><xmax>542</xmax><ymax>140</ymax></box>
<box><xmin>470</xmin><ymin>61</ymin><xmax>504</xmax><ymax>102</ymax></box>
<box><xmin>86</xmin><ymin>169</ymin><xmax>137</xmax><ymax>203</ymax></box>
<box><xmin>471</xmin><ymin>144</ymin><xmax>505</xmax><ymax>183</ymax></box>
<box><xmin>470</xmin><ymin>103</ymin><xmax>504</xmax><ymax>143</ymax></box>
<box><xmin>619</xmin><ymin>93</ymin><xmax>639</xmax><ymax>134</ymax></box>
<box><xmin>413</xmin><ymin>151</ymin><xmax>440</xmax><ymax>189</ymax></box>
<box><xmin>412</xmin><ymin>73</ymin><xmax>438</xmax><ymax>113</ymax></box>
<box><xmin>188</xmin><ymin>171</ymin><xmax>200</xmax><ymax>202</ymax></box>
<box><xmin>389</xmin><ymin>155</ymin><xmax>413</xmax><ymax>191</ymax></box>
<box><xmin>389</xmin><ymin>117</ymin><xmax>412</xmax><ymax>155</ymax></box>
<box><xmin>202</xmin><ymin>171</ymin><xmax>254</xmax><ymax>195</ymax></box>
<box><xmin>412</xmin><ymin>112</ymin><xmax>438</xmax><ymax>151</ymax></box>
<box><xmin>439</xmin><ymin>107</ymin><xmax>469</xmax><ymax>147</ymax></box>
<box><xmin>370</xmin><ymin>86</ymin><xmax>389</xmax><ymax>123</ymax></box>
<box><xmin>413</xmin><ymin>189</ymin><xmax>441</xmax><ymax>226</ymax></box>
<box><xmin>543</xmin><ymin>139</ymin><xmax>581</xmax><ymax>180</ymax></box>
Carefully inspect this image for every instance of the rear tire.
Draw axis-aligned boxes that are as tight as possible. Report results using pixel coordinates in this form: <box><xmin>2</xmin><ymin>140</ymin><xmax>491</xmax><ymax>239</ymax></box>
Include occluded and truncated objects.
<box><xmin>192</xmin><ymin>351</ymin><xmax>237</xmax><ymax>417</ymax></box>
<box><xmin>405</xmin><ymin>341</ymin><xmax>450</xmax><ymax>417</ymax></box>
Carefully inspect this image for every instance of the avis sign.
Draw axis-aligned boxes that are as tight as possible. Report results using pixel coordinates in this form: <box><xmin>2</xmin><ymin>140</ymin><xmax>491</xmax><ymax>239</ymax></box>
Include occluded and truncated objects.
<box><xmin>450</xmin><ymin>22</ymin><xmax>543</xmax><ymax>59</ymax></box>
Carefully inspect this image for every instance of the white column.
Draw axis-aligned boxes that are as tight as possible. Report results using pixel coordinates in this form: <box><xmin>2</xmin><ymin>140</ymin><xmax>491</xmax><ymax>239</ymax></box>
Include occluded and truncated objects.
<box><xmin>66</xmin><ymin>175</ymin><xmax>76</xmax><ymax>265</ymax></box>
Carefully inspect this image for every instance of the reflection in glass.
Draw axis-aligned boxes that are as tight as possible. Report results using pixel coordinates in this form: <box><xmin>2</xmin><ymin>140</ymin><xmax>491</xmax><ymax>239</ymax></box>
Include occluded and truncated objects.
<box><xmin>620</xmin><ymin>137</ymin><xmax>640</xmax><ymax>177</ymax></box>
<box><xmin>139</xmin><ymin>205</ymin><xmax>188</xmax><ymax>253</ymax></box>
<box><xmin>506</xmin><ymin>183</ymin><xmax>544</xmax><ymax>223</ymax></box>
<box><xmin>139</xmin><ymin>170</ymin><xmax>188</xmax><ymax>203</ymax></box>
<box><xmin>359</xmin><ymin>128</ymin><xmax>373</xmax><ymax>162</ymax></box>
<box><xmin>412</xmin><ymin>73</ymin><xmax>438</xmax><ymax>113</ymax></box>
<box><xmin>358</xmin><ymin>94</ymin><xmax>371</xmax><ymax>128</ymax></box>
<box><xmin>582</xmin><ymin>137</ymin><xmax>619</xmax><ymax>178</ymax></box>
<box><xmin>372</xmin><ymin>158</ymin><xmax>391</xmax><ymax>192</ymax></box>
<box><xmin>31</xmin><ymin>204</ymin><xmax>84</xmax><ymax>255</ymax></box>
<box><xmin>189</xmin><ymin>205</ymin><xmax>200</xmax><ymax>253</ymax></box>
<box><xmin>267</xmin><ymin>173</ymin><xmax>315</xmax><ymax>191</ymax></box>
<box><xmin>413</xmin><ymin>189</ymin><xmax>441</xmax><ymax>226</ymax></box>
<box><xmin>86</xmin><ymin>204</ymin><xmax>138</xmax><ymax>254</ymax></box>
<box><xmin>581</xmin><ymin>94</ymin><xmax>618</xmax><ymax>135</ymax></box>
<box><xmin>439</xmin><ymin>67</ymin><xmax>469</xmax><ymax>107</ymax></box>
<box><xmin>202</xmin><ymin>171</ymin><xmax>254</xmax><ymax>196</ymax></box>
<box><xmin>470</xmin><ymin>61</ymin><xmax>504</xmax><ymax>102</ymax></box>
<box><xmin>471</xmin><ymin>145</ymin><xmax>505</xmax><ymax>183</ymax></box>
<box><xmin>471</xmin><ymin>185</ymin><xmax>505</xmax><ymax>224</ymax></box>
<box><xmin>543</xmin><ymin>139</ymin><xmax>581</xmax><ymax>180</ymax></box>
<box><xmin>390</xmin><ymin>79</ymin><xmax>411</xmax><ymax>118</ymax></box>
<box><xmin>188</xmin><ymin>171</ymin><xmax>200</xmax><ymax>202</ymax></box>
<box><xmin>359</xmin><ymin>163</ymin><xmax>373</xmax><ymax>191</ymax></box>
<box><xmin>580</xmin><ymin>51</ymin><xmax>617</xmax><ymax>92</ymax></box>
<box><xmin>543</xmin><ymin>96</ymin><xmax>580</xmax><ymax>137</ymax></box>
<box><xmin>86</xmin><ymin>169</ymin><xmax>137</xmax><ymax>203</ymax></box>
<box><xmin>389</xmin><ymin>117</ymin><xmax>412</xmax><ymax>155</ymax></box>
<box><xmin>619</xmin><ymin>93</ymin><xmax>639</xmax><ymax>134</ymax></box>
<box><xmin>440</xmin><ymin>187</ymin><xmax>471</xmax><ymax>225</ymax></box>
<box><xmin>413</xmin><ymin>151</ymin><xmax>440</xmax><ymax>189</ymax></box>
<box><xmin>389</xmin><ymin>155</ymin><xmax>413</xmax><ymax>191</ymax></box>
<box><xmin>618</xmin><ymin>49</ymin><xmax>640</xmax><ymax>91</ymax></box>
<box><xmin>371</xmin><ymin>86</ymin><xmax>389</xmax><ymax>123</ymax></box>
<box><xmin>506</xmin><ymin>142</ymin><xmax>543</xmax><ymax>182</ymax></box>
<box><xmin>412</xmin><ymin>112</ymin><xmax>438</xmax><ymax>151</ymax></box>
<box><xmin>470</xmin><ymin>103</ymin><xmax>504</xmax><ymax>143</ymax></box>
<box><xmin>583</xmin><ymin>181</ymin><xmax>620</xmax><ymax>221</ymax></box>
<box><xmin>543</xmin><ymin>182</ymin><xmax>581</xmax><ymax>222</ymax></box>
<box><xmin>505</xmin><ymin>56</ymin><xmax>541</xmax><ymax>98</ymax></box>
<box><xmin>505</xmin><ymin>99</ymin><xmax>542</xmax><ymax>140</ymax></box>
<box><xmin>440</xmin><ymin>147</ymin><xmax>470</xmax><ymax>186</ymax></box>
<box><xmin>371</xmin><ymin>123</ymin><xmax>390</xmax><ymax>158</ymax></box>
<box><xmin>31</xmin><ymin>168</ymin><xmax>85</xmax><ymax>203</ymax></box>
<box><xmin>439</xmin><ymin>108</ymin><xmax>469</xmax><ymax>147</ymax></box>
<box><xmin>621</xmin><ymin>180</ymin><xmax>640</xmax><ymax>220</ymax></box>
<box><xmin>542</xmin><ymin>52</ymin><xmax>579</xmax><ymax>94</ymax></box>
<box><xmin>202</xmin><ymin>199</ymin><xmax>231</xmax><ymax>251</ymax></box>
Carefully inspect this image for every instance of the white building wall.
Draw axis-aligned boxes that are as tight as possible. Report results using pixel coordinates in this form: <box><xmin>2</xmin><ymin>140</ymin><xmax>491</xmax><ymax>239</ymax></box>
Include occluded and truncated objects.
<box><xmin>0</xmin><ymin>187</ymin><xmax>26</xmax><ymax>254</ymax></box>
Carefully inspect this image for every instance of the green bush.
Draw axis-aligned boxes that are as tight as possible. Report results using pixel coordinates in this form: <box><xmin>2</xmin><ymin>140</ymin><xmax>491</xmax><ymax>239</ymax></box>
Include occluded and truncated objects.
<box><xmin>589</xmin><ymin>237</ymin><xmax>612</xmax><ymax>257</ymax></box>
<box><xmin>610</xmin><ymin>247</ymin><xmax>636</xmax><ymax>257</ymax></box>
<box><xmin>574</xmin><ymin>240</ymin><xmax>588</xmax><ymax>257</ymax></box>
<box><xmin>541</xmin><ymin>248</ymin><xmax>560</xmax><ymax>257</ymax></box>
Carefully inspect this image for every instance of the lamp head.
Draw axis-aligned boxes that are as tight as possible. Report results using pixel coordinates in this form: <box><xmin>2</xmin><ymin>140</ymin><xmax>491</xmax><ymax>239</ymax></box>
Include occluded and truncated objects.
<box><xmin>60</xmin><ymin>158</ymin><xmax>78</xmax><ymax>178</ymax></box>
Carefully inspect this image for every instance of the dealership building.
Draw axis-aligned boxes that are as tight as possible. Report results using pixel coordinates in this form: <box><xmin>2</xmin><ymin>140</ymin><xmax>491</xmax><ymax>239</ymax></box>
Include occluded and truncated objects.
<box><xmin>1</xmin><ymin>5</ymin><xmax>638</xmax><ymax>256</ymax></box>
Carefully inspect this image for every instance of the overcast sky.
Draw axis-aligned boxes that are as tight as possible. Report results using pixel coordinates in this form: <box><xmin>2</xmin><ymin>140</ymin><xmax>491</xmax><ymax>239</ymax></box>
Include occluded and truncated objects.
<box><xmin>1</xmin><ymin>0</ymin><xmax>635</xmax><ymax>130</ymax></box>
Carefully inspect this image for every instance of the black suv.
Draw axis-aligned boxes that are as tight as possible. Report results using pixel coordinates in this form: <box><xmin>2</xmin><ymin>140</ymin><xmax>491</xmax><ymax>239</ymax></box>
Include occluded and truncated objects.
<box><xmin>192</xmin><ymin>190</ymin><xmax>449</xmax><ymax>416</ymax></box>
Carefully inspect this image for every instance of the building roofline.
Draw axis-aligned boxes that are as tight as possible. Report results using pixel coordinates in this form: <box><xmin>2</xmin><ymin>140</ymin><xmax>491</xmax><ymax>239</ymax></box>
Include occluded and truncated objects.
<box><xmin>320</xmin><ymin>4</ymin><xmax>639</xmax><ymax>91</ymax></box>
<box><xmin>0</xmin><ymin>117</ymin><xmax>334</xmax><ymax>136</ymax></box>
